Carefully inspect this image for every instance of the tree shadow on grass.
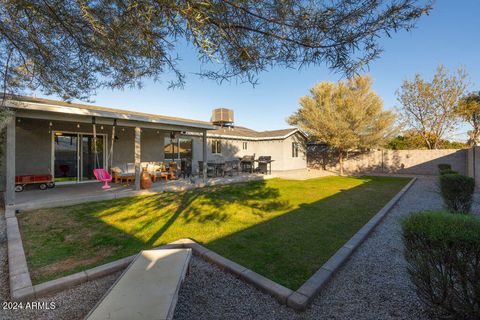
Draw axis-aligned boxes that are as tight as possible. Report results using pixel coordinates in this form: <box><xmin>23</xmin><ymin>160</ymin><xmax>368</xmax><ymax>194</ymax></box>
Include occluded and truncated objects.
<box><xmin>204</xmin><ymin>177</ymin><xmax>410</xmax><ymax>290</ymax></box>
<box><xmin>21</xmin><ymin>176</ymin><xmax>408</xmax><ymax>286</ymax></box>
<box><xmin>82</xmin><ymin>180</ymin><xmax>292</xmax><ymax>247</ymax></box>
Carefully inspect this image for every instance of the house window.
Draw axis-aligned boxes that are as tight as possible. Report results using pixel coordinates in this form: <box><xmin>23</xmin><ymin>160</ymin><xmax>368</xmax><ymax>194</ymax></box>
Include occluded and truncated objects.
<box><xmin>242</xmin><ymin>142</ymin><xmax>248</xmax><ymax>150</ymax></box>
<box><xmin>164</xmin><ymin>137</ymin><xmax>193</xmax><ymax>160</ymax></box>
<box><xmin>211</xmin><ymin>140</ymin><xmax>222</xmax><ymax>154</ymax></box>
<box><xmin>292</xmin><ymin>142</ymin><xmax>299</xmax><ymax>158</ymax></box>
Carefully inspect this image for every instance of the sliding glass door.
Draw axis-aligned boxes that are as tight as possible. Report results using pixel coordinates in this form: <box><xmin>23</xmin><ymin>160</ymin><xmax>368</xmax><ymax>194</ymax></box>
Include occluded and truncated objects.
<box><xmin>54</xmin><ymin>133</ymin><xmax>78</xmax><ymax>182</ymax></box>
<box><xmin>53</xmin><ymin>132</ymin><xmax>106</xmax><ymax>183</ymax></box>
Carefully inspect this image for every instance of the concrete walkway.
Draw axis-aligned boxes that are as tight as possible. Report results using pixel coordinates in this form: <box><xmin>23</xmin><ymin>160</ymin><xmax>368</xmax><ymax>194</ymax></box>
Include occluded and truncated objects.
<box><xmin>87</xmin><ymin>249</ymin><xmax>191</xmax><ymax>320</ymax></box>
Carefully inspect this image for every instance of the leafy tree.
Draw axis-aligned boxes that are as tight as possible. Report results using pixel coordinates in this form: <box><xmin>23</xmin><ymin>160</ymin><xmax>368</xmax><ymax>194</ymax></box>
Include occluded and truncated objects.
<box><xmin>0</xmin><ymin>0</ymin><xmax>431</xmax><ymax>103</ymax></box>
<box><xmin>288</xmin><ymin>75</ymin><xmax>395</xmax><ymax>174</ymax></box>
<box><xmin>457</xmin><ymin>91</ymin><xmax>480</xmax><ymax>146</ymax></box>
<box><xmin>386</xmin><ymin>130</ymin><xmax>467</xmax><ymax>150</ymax></box>
<box><xmin>396</xmin><ymin>65</ymin><xmax>468</xmax><ymax>149</ymax></box>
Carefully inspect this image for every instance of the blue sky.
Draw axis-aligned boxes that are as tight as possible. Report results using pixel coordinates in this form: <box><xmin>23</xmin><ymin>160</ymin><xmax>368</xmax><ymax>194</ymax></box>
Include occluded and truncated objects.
<box><xmin>39</xmin><ymin>1</ymin><xmax>480</xmax><ymax>139</ymax></box>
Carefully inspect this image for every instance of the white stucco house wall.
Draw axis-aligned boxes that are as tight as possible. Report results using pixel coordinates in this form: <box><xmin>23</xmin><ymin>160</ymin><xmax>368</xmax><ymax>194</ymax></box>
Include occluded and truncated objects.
<box><xmin>189</xmin><ymin>126</ymin><xmax>307</xmax><ymax>173</ymax></box>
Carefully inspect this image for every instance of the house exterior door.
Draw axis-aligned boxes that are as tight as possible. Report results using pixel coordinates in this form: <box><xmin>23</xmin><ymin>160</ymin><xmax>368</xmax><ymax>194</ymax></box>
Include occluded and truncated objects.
<box><xmin>53</xmin><ymin>131</ymin><xmax>106</xmax><ymax>183</ymax></box>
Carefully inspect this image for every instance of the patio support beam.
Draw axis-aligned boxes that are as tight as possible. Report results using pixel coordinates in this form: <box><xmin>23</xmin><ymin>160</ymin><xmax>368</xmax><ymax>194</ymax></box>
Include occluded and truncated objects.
<box><xmin>202</xmin><ymin>130</ymin><xmax>207</xmax><ymax>180</ymax></box>
<box><xmin>5</xmin><ymin>115</ymin><xmax>16</xmax><ymax>206</ymax></box>
<box><xmin>134</xmin><ymin>127</ymin><xmax>141</xmax><ymax>190</ymax></box>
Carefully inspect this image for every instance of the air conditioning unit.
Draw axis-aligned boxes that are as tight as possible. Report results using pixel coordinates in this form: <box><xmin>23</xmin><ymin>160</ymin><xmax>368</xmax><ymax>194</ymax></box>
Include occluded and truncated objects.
<box><xmin>211</xmin><ymin>108</ymin><xmax>234</xmax><ymax>127</ymax></box>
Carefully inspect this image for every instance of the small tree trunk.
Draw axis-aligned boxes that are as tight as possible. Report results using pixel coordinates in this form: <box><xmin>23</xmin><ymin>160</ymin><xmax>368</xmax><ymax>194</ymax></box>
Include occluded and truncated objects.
<box><xmin>339</xmin><ymin>151</ymin><xmax>344</xmax><ymax>175</ymax></box>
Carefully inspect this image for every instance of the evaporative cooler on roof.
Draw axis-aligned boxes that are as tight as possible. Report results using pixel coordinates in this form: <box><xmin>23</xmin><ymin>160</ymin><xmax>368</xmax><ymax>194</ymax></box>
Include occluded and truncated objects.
<box><xmin>211</xmin><ymin>108</ymin><xmax>234</xmax><ymax>127</ymax></box>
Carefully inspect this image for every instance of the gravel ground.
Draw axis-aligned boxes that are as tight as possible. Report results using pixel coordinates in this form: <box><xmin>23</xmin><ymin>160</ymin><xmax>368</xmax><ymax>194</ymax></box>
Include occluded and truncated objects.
<box><xmin>0</xmin><ymin>176</ymin><xmax>475</xmax><ymax>319</ymax></box>
<box><xmin>173</xmin><ymin>176</ymin><xmax>443</xmax><ymax>320</ymax></box>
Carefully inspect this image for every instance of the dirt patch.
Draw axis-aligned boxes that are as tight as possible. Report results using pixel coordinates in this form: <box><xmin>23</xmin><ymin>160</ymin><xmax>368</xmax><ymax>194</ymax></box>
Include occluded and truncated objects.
<box><xmin>33</xmin><ymin>247</ymin><xmax>114</xmax><ymax>280</ymax></box>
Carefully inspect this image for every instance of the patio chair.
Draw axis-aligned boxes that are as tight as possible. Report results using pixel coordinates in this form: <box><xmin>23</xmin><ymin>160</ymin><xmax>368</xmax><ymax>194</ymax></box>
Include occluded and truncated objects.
<box><xmin>180</xmin><ymin>159</ymin><xmax>193</xmax><ymax>178</ymax></box>
<box><xmin>147</xmin><ymin>163</ymin><xmax>168</xmax><ymax>182</ymax></box>
<box><xmin>232</xmin><ymin>160</ymin><xmax>241</xmax><ymax>175</ymax></box>
<box><xmin>223</xmin><ymin>161</ymin><xmax>234</xmax><ymax>176</ymax></box>
<box><xmin>198</xmin><ymin>161</ymin><xmax>215</xmax><ymax>177</ymax></box>
<box><xmin>93</xmin><ymin>168</ymin><xmax>112</xmax><ymax>189</ymax></box>
<box><xmin>168</xmin><ymin>162</ymin><xmax>178</xmax><ymax>180</ymax></box>
<box><xmin>111</xmin><ymin>163</ymin><xmax>136</xmax><ymax>184</ymax></box>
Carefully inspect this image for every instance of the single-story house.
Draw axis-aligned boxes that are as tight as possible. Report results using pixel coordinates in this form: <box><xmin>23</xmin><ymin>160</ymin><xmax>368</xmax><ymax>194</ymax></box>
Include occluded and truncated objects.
<box><xmin>202</xmin><ymin>126</ymin><xmax>307</xmax><ymax>171</ymax></box>
<box><xmin>1</xmin><ymin>96</ymin><xmax>307</xmax><ymax>206</ymax></box>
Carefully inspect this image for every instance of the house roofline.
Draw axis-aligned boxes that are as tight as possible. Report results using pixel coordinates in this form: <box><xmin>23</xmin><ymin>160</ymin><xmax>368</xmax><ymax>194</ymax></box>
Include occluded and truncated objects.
<box><xmin>6</xmin><ymin>95</ymin><xmax>217</xmax><ymax>130</ymax></box>
<box><xmin>186</xmin><ymin>128</ymin><xmax>306</xmax><ymax>141</ymax></box>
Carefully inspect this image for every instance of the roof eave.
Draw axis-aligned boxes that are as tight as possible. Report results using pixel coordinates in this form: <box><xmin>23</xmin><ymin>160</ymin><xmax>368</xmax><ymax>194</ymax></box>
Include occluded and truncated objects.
<box><xmin>8</xmin><ymin>100</ymin><xmax>216</xmax><ymax>130</ymax></box>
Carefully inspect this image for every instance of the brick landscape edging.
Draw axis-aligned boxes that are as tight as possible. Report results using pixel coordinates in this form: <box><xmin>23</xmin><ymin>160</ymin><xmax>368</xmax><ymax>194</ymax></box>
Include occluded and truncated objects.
<box><xmin>7</xmin><ymin>177</ymin><xmax>416</xmax><ymax>309</ymax></box>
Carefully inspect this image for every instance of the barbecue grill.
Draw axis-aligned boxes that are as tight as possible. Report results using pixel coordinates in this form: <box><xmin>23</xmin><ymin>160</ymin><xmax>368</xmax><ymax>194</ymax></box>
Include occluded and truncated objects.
<box><xmin>240</xmin><ymin>154</ymin><xmax>255</xmax><ymax>173</ymax></box>
<box><xmin>256</xmin><ymin>156</ymin><xmax>274</xmax><ymax>175</ymax></box>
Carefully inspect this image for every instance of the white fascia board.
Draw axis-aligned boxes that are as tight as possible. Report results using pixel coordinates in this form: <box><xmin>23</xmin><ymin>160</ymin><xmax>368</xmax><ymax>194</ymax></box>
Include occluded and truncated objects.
<box><xmin>8</xmin><ymin>101</ymin><xmax>216</xmax><ymax>130</ymax></box>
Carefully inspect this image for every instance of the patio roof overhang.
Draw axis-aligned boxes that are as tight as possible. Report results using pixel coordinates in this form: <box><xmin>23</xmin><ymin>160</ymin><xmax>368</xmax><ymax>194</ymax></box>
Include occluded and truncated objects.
<box><xmin>6</xmin><ymin>95</ymin><xmax>217</xmax><ymax>132</ymax></box>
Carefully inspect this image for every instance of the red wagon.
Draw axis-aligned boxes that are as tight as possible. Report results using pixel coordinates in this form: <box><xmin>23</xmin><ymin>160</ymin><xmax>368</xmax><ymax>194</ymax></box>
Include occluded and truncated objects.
<box><xmin>15</xmin><ymin>174</ymin><xmax>55</xmax><ymax>192</ymax></box>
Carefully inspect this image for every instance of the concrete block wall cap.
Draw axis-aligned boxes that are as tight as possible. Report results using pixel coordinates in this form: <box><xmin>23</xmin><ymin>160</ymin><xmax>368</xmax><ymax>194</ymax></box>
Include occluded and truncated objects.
<box><xmin>296</xmin><ymin>267</ymin><xmax>332</xmax><ymax>298</ymax></box>
<box><xmin>322</xmin><ymin>247</ymin><xmax>352</xmax><ymax>272</ymax></box>
<box><xmin>10</xmin><ymin>272</ymin><xmax>33</xmax><ymax>291</ymax></box>
<box><xmin>203</xmin><ymin>250</ymin><xmax>247</xmax><ymax>277</ymax></box>
<box><xmin>186</xmin><ymin>242</ymin><xmax>210</xmax><ymax>257</ymax></box>
<box><xmin>85</xmin><ymin>256</ymin><xmax>135</xmax><ymax>281</ymax></box>
<box><xmin>7</xmin><ymin>231</ymin><xmax>22</xmax><ymax>243</ymax></box>
<box><xmin>344</xmin><ymin>232</ymin><xmax>368</xmax><ymax>250</ymax></box>
<box><xmin>8</xmin><ymin>255</ymin><xmax>29</xmax><ymax>276</ymax></box>
<box><xmin>5</xmin><ymin>206</ymin><xmax>15</xmax><ymax>218</ymax></box>
<box><xmin>286</xmin><ymin>292</ymin><xmax>309</xmax><ymax>311</ymax></box>
<box><xmin>241</xmin><ymin>269</ymin><xmax>293</xmax><ymax>304</ymax></box>
<box><xmin>12</xmin><ymin>286</ymin><xmax>34</xmax><ymax>301</ymax></box>
<box><xmin>155</xmin><ymin>243</ymin><xmax>186</xmax><ymax>250</ymax></box>
<box><xmin>6</xmin><ymin>216</ymin><xmax>19</xmax><ymax>229</ymax></box>
<box><xmin>33</xmin><ymin>271</ymin><xmax>87</xmax><ymax>297</ymax></box>
<box><xmin>7</xmin><ymin>241</ymin><xmax>27</xmax><ymax>259</ymax></box>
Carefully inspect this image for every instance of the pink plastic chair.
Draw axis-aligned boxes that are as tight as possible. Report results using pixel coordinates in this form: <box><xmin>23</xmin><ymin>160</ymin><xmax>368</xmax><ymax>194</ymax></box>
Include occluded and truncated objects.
<box><xmin>93</xmin><ymin>169</ymin><xmax>112</xmax><ymax>189</ymax></box>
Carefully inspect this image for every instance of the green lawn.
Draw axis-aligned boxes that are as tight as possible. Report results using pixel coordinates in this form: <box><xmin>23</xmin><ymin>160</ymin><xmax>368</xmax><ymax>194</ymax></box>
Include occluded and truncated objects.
<box><xmin>17</xmin><ymin>176</ymin><xmax>410</xmax><ymax>289</ymax></box>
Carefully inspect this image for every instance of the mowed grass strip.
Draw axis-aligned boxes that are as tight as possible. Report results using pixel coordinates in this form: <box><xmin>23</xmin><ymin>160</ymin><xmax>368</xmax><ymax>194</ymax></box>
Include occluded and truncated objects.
<box><xmin>17</xmin><ymin>176</ymin><xmax>410</xmax><ymax>289</ymax></box>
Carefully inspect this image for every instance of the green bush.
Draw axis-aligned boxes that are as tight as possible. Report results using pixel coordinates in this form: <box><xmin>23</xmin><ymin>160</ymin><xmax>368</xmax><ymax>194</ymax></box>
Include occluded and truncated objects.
<box><xmin>437</xmin><ymin>163</ymin><xmax>452</xmax><ymax>172</ymax></box>
<box><xmin>439</xmin><ymin>168</ymin><xmax>458</xmax><ymax>175</ymax></box>
<box><xmin>439</xmin><ymin>173</ymin><xmax>475</xmax><ymax>214</ymax></box>
<box><xmin>402</xmin><ymin>211</ymin><xmax>480</xmax><ymax>319</ymax></box>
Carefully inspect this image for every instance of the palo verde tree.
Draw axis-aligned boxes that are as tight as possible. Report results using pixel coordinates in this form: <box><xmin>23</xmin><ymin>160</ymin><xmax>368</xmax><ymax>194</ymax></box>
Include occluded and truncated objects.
<box><xmin>0</xmin><ymin>1</ymin><xmax>432</xmax><ymax>103</ymax></box>
<box><xmin>396</xmin><ymin>65</ymin><xmax>468</xmax><ymax>149</ymax></box>
<box><xmin>288</xmin><ymin>75</ymin><xmax>395</xmax><ymax>175</ymax></box>
<box><xmin>457</xmin><ymin>91</ymin><xmax>480</xmax><ymax>146</ymax></box>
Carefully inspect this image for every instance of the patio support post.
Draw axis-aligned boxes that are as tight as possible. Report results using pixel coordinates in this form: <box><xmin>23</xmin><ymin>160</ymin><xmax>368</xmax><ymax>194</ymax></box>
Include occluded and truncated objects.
<box><xmin>5</xmin><ymin>115</ymin><xmax>15</xmax><ymax>206</ymax></box>
<box><xmin>202</xmin><ymin>130</ymin><xmax>207</xmax><ymax>180</ymax></box>
<box><xmin>134</xmin><ymin>127</ymin><xmax>141</xmax><ymax>190</ymax></box>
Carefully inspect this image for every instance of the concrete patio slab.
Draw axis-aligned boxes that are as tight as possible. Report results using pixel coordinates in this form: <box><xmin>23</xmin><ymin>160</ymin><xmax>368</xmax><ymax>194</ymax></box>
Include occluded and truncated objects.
<box><xmin>14</xmin><ymin>174</ymin><xmax>270</xmax><ymax>211</ymax></box>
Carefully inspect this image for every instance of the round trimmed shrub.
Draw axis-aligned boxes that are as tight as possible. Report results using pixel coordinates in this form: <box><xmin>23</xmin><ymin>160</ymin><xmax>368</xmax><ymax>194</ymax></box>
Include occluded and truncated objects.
<box><xmin>402</xmin><ymin>211</ymin><xmax>480</xmax><ymax>319</ymax></box>
<box><xmin>439</xmin><ymin>173</ymin><xmax>475</xmax><ymax>214</ymax></box>
<box><xmin>438</xmin><ymin>163</ymin><xmax>452</xmax><ymax>172</ymax></box>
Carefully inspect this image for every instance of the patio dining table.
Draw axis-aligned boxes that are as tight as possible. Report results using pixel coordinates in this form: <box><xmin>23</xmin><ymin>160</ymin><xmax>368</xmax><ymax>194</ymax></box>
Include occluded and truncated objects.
<box><xmin>207</xmin><ymin>162</ymin><xmax>225</xmax><ymax>177</ymax></box>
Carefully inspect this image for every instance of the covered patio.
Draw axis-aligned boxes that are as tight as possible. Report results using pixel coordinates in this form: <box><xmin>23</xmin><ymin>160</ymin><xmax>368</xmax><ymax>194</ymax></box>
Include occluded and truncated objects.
<box><xmin>3</xmin><ymin>95</ymin><xmax>216</xmax><ymax>209</ymax></box>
